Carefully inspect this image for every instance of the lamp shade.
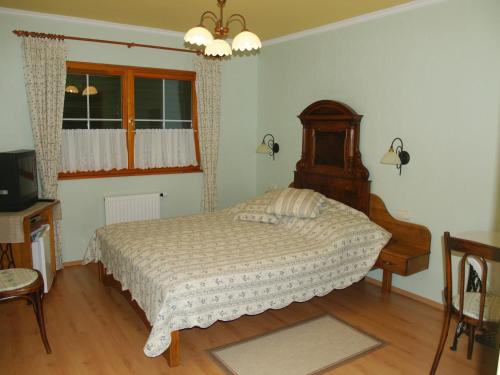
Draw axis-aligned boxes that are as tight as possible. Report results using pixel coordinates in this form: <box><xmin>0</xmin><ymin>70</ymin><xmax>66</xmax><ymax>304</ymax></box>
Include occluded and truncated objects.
<box><xmin>256</xmin><ymin>143</ymin><xmax>272</xmax><ymax>154</ymax></box>
<box><xmin>380</xmin><ymin>147</ymin><xmax>401</xmax><ymax>165</ymax></box>
<box><xmin>65</xmin><ymin>85</ymin><xmax>79</xmax><ymax>94</ymax></box>
<box><xmin>184</xmin><ymin>26</ymin><xmax>214</xmax><ymax>46</ymax></box>
<box><xmin>205</xmin><ymin>39</ymin><xmax>232</xmax><ymax>56</ymax></box>
<box><xmin>232</xmin><ymin>30</ymin><xmax>262</xmax><ymax>52</ymax></box>
<box><xmin>82</xmin><ymin>86</ymin><xmax>98</xmax><ymax>96</ymax></box>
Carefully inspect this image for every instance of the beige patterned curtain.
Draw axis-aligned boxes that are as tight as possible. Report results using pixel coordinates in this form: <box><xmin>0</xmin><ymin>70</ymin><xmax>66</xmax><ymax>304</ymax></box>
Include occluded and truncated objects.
<box><xmin>194</xmin><ymin>57</ymin><xmax>221</xmax><ymax>212</ymax></box>
<box><xmin>22</xmin><ymin>36</ymin><xmax>67</xmax><ymax>270</ymax></box>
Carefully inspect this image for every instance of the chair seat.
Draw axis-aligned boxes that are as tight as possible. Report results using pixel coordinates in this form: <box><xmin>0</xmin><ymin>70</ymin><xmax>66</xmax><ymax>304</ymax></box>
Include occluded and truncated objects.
<box><xmin>0</xmin><ymin>268</ymin><xmax>38</xmax><ymax>292</ymax></box>
<box><xmin>452</xmin><ymin>292</ymin><xmax>500</xmax><ymax>322</ymax></box>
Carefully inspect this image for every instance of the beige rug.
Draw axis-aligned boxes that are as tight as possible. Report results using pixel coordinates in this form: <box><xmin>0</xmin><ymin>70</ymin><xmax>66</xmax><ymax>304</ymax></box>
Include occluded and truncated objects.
<box><xmin>210</xmin><ymin>315</ymin><xmax>384</xmax><ymax>375</ymax></box>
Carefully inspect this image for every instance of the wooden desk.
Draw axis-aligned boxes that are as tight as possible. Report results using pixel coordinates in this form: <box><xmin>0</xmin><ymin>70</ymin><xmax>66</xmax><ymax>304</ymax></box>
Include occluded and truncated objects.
<box><xmin>0</xmin><ymin>201</ymin><xmax>59</xmax><ymax>277</ymax></box>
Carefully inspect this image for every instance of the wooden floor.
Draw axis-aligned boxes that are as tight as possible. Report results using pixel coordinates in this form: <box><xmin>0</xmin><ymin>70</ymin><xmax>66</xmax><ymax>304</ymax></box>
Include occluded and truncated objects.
<box><xmin>0</xmin><ymin>265</ymin><xmax>497</xmax><ymax>375</ymax></box>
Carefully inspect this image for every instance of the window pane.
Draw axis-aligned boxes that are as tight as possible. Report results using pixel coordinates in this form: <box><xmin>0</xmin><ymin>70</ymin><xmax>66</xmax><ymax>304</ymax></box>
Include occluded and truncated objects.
<box><xmin>135</xmin><ymin>120</ymin><xmax>163</xmax><ymax>130</ymax></box>
<box><xmin>89</xmin><ymin>75</ymin><xmax>122</xmax><ymax>119</ymax></box>
<box><xmin>63</xmin><ymin>74</ymin><xmax>87</xmax><ymax>118</ymax></box>
<box><xmin>90</xmin><ymin>121</ymin><xmax>122</xmax><ymax>129</ymax></box>
<box><xmin>135</xmin><ymin>77</ymin><xmax>162</xmax><ymax>120</ymax></box>
<box><xmin>63</xmin><ymin>120</ymin><xmax>87</xmax><ymax>130</ymax></box>
<box><xmin>165</xmin><ymin>80</ymin><xmax>191</xmax><ymax>121</ymax></box>
<box><xmin>165</xmin><ymin>121</ymin><xmax>192</xmax><ymax>129</ymax></box>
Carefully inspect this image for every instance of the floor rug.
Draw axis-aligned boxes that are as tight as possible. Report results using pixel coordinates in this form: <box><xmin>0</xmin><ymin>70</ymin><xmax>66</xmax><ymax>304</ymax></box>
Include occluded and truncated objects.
<box><xmin>210</xmin><ymin>314</ymin><xmax>384</xmax><ymax>375</ymax></box>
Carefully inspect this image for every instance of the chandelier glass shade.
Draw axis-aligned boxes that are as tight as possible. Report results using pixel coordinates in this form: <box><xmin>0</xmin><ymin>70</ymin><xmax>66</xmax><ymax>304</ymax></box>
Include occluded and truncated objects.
<box><xmin>184</xmin><ymin>0</ymin><xmax>261</xmax><ymax>57</ymax></box>
<box><xmin>205</xmin><ymin>39</ymin><xmax>232</xmax><ymax>57</ymax></box>
<box><xmin>184</xmin><ymin>26</ymin><xmax>214</xmax><ymax>47</ymax></box>
<box><xmin>232</xmin><ymin>30</ymin><xmax>262</xmax><ymax>51</ymax></box>
<box><xmin>65</xmin><ymin>85</ymin><xmax>79</xmax><ymax>94</ymax></box>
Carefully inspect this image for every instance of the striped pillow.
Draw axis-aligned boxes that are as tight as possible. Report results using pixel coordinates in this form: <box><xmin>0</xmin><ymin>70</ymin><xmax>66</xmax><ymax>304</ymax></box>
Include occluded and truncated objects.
<box><xmin>233</xmin><ymin>191</ymin><xmax>281</xmax><ymax>224</ymax></box>
<box><xmin>234</xmin><ymin>210</ymin><xmax>280</xmax><ymax>224</ymax></box>
<box><xmin>265</xmin><ymin>188</ymin><xmax>325</xmax><ymax>218</ymax></box>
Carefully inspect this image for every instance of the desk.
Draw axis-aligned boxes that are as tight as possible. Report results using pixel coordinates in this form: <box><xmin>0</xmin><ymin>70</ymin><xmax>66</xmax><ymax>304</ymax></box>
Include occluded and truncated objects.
<box><xmin>0</xmin><ymin>201</ymin><xmax>59</xmax><ymax>276</ymax></box>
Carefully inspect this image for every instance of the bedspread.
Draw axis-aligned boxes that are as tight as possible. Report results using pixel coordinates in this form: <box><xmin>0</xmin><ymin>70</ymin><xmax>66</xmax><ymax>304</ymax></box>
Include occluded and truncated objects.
<box><xmin>83</xmin><ymin>197</ymin><xmax>390</xmax><ymax>357</ymax></box>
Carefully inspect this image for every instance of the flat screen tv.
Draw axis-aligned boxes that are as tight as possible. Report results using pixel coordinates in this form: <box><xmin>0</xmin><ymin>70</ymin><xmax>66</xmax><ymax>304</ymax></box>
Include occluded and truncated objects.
<box><xmin>0</xmin><ymin>150</ymin><xmax>39</xmax><ymax>211</ymax></box>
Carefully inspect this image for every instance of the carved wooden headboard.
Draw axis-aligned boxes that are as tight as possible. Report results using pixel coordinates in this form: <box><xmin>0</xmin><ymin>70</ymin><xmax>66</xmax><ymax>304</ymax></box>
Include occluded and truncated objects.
<box><xmin>293</xmin><ymin>100</ymin><xmax>371</xmax><ymax>214</ymax></box>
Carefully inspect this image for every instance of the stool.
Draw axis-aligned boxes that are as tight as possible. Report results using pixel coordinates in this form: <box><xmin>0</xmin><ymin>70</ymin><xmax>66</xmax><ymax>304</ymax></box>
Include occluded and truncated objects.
<box><xmin>0</xmin><ymin>268</ymin><xmax>51</xmax><ymax>354</ymax></box>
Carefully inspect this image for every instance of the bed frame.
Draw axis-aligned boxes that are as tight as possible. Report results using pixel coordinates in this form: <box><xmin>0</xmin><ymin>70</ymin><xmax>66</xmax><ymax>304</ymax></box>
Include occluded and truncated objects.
<box><xmin>98</xmin><ymin>99</ymin><xmax>430</xmax><ymax>367</ymax></box>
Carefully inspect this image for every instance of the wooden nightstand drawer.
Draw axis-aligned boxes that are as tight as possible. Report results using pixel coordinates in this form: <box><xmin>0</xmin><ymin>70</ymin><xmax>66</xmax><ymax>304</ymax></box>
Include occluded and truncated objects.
<box><xmin>375</xmin><ymin>240</ymin><xmax>430</xmax><ymax>276</ymax></box>
<box><xmin>376</xmin><ymin>252</ymin><xmax>407</xmax><ymax>275</ymax></box>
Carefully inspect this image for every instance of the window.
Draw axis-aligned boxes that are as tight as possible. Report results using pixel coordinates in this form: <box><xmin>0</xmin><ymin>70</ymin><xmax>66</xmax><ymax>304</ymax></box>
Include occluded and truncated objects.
<box><xmin>59</xmin><ymin>62</ymin><xmax>201</xmax><ymax>179</ymax></box>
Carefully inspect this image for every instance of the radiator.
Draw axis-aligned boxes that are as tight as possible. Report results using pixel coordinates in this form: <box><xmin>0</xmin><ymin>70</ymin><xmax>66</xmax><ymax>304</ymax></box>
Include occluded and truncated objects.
<box><xmin>104</xmin><ymin>193</ymin><xmax>161</xmax><ymax>225</ymax></box>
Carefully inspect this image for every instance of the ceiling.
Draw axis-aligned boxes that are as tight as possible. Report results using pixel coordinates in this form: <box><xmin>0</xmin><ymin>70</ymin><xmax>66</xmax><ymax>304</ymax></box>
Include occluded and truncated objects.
<box><xmin>0</xmin><ymin>0</ymin><xmax>413</xmax><ymax>41</ymax></box>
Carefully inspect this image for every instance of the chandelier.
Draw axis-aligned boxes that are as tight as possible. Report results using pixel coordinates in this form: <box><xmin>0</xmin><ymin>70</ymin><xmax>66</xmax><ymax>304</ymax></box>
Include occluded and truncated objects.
<box><xmin>184</xmin><ymin>0</ymin><xmax>262</xmax><ymax>57</ymax></box>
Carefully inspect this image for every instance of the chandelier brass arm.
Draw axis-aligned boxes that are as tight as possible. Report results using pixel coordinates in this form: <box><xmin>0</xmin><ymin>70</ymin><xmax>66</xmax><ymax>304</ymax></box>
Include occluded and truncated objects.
<box><xmin>225</xmin><ymin>13</ymin><xmax>247</xmax><ymax>31</ymax></box>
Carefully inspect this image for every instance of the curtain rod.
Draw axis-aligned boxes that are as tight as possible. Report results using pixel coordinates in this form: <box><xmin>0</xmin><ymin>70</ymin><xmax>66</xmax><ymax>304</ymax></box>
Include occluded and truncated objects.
<box><xmin>12</xmin><ymin>30</ymin><xmax>201</xmax><ymax>55</ymax></box>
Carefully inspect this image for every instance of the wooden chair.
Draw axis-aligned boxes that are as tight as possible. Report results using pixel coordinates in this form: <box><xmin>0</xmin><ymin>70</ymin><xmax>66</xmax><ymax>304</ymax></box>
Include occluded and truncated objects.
<box><xmin>430</xmin><ymin>232</ymin><xmax>500</xmax><ymax>374</ymax></box>
<box><xmin>0</xmin><ymin>268</ymin><xmax>51</xmax><ymax>354</ymax></box>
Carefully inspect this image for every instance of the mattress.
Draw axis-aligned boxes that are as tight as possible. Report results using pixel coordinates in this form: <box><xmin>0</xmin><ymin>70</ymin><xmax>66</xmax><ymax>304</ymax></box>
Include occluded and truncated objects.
<box><xmin>84</xmin><ymin>194</ymin><xmax>391</xmax><ymax>357</ymax></box>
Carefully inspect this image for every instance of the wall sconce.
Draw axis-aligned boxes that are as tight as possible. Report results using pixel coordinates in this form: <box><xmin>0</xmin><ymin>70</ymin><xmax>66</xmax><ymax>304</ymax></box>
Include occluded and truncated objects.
<box><xmin>256</xmin><ymin>134</ymin><xmax>279</xmax><ymax>160</ymax></box>
<box><xmin>380</xmin><ymin>137</ymin><xmax>410</xmax><ymax>175</ymax></box>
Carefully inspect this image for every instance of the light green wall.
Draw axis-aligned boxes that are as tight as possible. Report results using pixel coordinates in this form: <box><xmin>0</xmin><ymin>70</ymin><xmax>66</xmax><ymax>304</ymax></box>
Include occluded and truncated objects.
<box><xmin>0</xmin><ymin>11</ymin><xmax>258</xmax><ymax>262</ymax></box>
<box><xmin>257</xmin><ymin>0</ymin><xmax>500</xmax><ymax>302</ymax></box>
<box><xmin>2</xmin><ymin>0</ymin><xmax>499</xmax><ymax>303</ymax></box>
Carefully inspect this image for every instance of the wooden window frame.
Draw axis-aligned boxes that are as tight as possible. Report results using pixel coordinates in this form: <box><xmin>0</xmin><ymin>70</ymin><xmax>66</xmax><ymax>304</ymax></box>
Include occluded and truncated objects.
<box><xmin>59</xmin><ymin>61</ymin><xmax>202</xmax><ymax>180</ymax></box>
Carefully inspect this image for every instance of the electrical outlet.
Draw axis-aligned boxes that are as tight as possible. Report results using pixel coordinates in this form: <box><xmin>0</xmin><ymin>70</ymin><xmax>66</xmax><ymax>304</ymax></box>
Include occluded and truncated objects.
<box><xmin>395</xmin><ymin>209</ymin><xmax>412</xmax><ymax>221</ymax></box>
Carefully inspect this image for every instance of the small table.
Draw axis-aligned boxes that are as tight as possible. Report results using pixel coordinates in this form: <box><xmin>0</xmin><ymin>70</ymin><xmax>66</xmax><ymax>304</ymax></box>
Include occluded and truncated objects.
<box><xmin>0</xmin><ymin>201</ymin><xmax>59</xmax><ymax>274</ymax></box>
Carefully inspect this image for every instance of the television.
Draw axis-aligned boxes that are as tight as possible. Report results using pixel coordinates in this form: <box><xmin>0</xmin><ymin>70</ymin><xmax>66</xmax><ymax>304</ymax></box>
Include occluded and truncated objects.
<box><xmin>0</xmin><ymin>150</ymin><xmax>39</xmax><ymax>211</ymax></box>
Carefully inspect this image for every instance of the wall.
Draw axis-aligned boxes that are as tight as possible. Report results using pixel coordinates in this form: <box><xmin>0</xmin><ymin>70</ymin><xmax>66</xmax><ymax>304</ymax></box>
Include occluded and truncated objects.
<box><xmin>496</xmin><ymin>95</ymin><xmax>500</xmax><ymax>230</ymax></box>
<box><xmin>257</xmin><ymin>0</ymin><xmax>500</xmax><ymax>302</ymax></box>
<box><xmin>0</xmin><ymin>10</ymin><xmax>258</xmax><ymax>262</ymax></box>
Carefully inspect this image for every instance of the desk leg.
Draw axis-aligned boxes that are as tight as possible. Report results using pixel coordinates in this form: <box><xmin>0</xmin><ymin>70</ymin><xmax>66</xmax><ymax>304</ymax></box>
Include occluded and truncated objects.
<box><xmin>382</xmin><ymin>270</ymin><xmax>392</xmax><ymax>292</ymax></box>
<box><xmin>47</xmin><ymin>209</ymin><xmax>57</xmax><ymax>277</ymax></box>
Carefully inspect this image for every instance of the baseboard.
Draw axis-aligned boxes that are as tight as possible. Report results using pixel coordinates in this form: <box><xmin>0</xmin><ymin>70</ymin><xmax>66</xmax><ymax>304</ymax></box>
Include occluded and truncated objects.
<box><xmin>365</xmin><ymin>277</ymin><xmax>444</xmax><ymax>311</ymax></box>
<box><xmin>63</xmin><ymin>260</ymin><xmax>83</xmax><ymax>267</ymax></box>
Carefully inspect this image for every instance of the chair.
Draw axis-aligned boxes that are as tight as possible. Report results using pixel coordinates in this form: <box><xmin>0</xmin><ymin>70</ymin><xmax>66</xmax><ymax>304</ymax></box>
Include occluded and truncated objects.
<box><xmin>0</xmin><ymin>268</ymin><xmax>51</xmax><ymax>354</ymax></box>
<box><xmin>430</xmin><ymin>232</ymin><xmax>500</xmax><ymax>374</ymax></box>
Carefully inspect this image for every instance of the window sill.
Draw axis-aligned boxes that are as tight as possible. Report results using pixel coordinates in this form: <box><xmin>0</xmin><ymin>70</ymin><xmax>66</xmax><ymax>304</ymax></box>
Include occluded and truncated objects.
<box><xmin>58</xmin><ymin>166</ymin><xmax>202</xmax><ymax>180</ymax></box>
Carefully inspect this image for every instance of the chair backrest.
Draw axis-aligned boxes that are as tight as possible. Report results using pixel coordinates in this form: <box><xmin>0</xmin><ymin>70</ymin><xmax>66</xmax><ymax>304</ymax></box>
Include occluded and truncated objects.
<box><xmin>443</xmin><ymin>232</ymin><xmax>500</xmax><ymax>325</ymax></box>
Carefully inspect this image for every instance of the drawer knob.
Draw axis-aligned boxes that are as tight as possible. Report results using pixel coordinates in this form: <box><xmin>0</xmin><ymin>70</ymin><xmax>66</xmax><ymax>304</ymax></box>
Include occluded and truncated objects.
<box><xmin>383</xmin><ymin>261</ymin><xmax>393</xmax><ymax>266</ymax></box>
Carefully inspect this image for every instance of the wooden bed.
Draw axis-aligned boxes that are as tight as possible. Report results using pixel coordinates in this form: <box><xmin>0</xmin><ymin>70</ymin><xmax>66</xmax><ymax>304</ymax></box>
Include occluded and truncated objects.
<box><xmin>98</xmin><ymin>99</ymin><xmax>431</xmax><ymax>367</ymax></box>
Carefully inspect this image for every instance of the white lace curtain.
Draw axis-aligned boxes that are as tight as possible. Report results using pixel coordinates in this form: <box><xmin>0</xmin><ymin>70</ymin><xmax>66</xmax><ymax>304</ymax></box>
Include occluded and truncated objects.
<box><xmin>195</xmin><ymin>57</ymin><xmax>221</xmax><ymax>212</ymax></box>
<box><xmin>22</xmin><ymin>36</ymin><xmax>66</xmax><ymax>269</ymax></box>
<box><xmin>60</xmin><ymin>129</ymin><xmax>128</xmax><ymax>172</ymax></box>
<box><xmin>134</xmin><ymin>129</ymin><xmax>197</xmax><ymax>169</ymax></box>
<box><xmin>60</xmin><ymin>129</ymin><xmax>197</xmax><ymax>172</ymax></box>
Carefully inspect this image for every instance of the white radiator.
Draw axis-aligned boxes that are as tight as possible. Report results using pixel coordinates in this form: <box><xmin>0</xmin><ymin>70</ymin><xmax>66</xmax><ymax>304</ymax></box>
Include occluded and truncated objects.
<box><xmin>104</xmin><ymin>193</ymin><xmax>161</xmax><ymax>225</ymax></box>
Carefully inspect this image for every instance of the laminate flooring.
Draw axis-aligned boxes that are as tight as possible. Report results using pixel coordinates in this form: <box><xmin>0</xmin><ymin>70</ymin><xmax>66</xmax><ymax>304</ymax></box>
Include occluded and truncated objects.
<box><xmin>1</xmin><ymin>265</ymin><xmax>497</xmax><ymax>374</ymax></box>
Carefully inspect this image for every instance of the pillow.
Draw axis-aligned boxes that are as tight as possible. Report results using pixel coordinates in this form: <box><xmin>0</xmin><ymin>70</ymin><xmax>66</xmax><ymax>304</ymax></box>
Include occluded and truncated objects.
<box><xmin>265</xmin><ymin>188</ymin><xmax>325</xmax><ymax>218</ymax></box>
<box><xmin>234</xmin><ymin>202</ymin><xmax>280</xmax><ymax>224</ymax></box>
<box><xmin>234</xmin><ymin>210</ymin><xmax>280</xmax><ymax>224</ymax></box>
<box><xmin>233</xmin><ymin>190</ymin><xmax>281</xmax><ymax>224</ymax></box>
